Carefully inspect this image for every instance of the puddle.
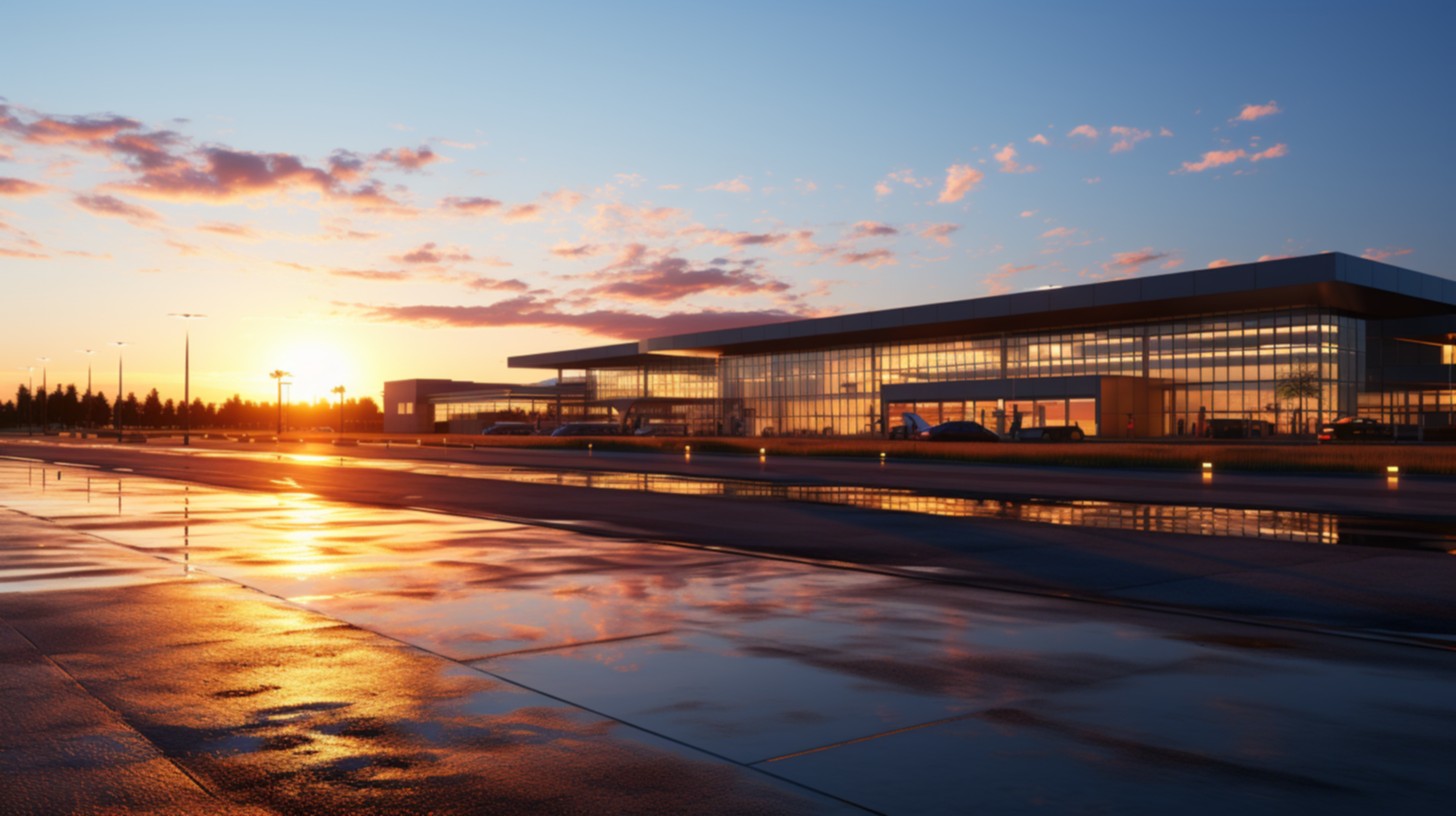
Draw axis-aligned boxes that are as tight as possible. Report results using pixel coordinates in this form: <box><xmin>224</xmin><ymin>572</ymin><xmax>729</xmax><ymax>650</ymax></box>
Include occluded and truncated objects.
<box><xmin>2</xmin><ymin>458</ymin><xmax>1455</xmax><ymax>813</ymax></box>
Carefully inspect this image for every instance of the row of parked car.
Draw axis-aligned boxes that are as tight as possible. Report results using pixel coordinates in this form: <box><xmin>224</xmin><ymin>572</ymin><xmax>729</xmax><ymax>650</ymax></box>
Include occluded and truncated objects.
<box><xmin>482</xmin><ymin>421</ymin><xmax>690</xmax><ymax>437</ymax></box>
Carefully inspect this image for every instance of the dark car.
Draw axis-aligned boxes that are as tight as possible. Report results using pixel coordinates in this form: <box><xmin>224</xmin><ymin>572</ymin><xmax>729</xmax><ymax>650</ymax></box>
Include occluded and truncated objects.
<box><xmin>550</xmin><ymin>422</ymin><xmax>624</xmax><ymax>437</ymax></box>
<box><xmin>1015</xmin><ymin>425</ymin><xmax>1085</xmax><ymax>442</ymax></box>
<box><xmin>1317</xmin><ymin>416</ymin><xmax>1394</xmax><ymax>443</ymax></box>
<box><xmin>482</xmin><ymin>422</ymin><xmax>534</xmax><ymax>435</ymax></box>
<box><xmin>918</xmin><ymin>420</ymin><xmax>1001</xmax><ymax>442</ymax></box>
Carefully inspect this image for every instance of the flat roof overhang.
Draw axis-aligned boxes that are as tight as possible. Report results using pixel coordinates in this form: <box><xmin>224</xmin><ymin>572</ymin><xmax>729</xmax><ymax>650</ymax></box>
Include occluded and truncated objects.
<box><xmin>509</xmin><ymin>254</ymin><xmax>1456</xmax><ymax>370</ymax></box>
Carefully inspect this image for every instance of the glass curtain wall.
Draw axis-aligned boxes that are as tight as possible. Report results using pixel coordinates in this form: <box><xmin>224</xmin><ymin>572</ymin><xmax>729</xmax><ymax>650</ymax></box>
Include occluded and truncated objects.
<box><xmin>594</xmin><ymin>308</ymin><xmax>1363</xmax><ymax>437</ymax></box>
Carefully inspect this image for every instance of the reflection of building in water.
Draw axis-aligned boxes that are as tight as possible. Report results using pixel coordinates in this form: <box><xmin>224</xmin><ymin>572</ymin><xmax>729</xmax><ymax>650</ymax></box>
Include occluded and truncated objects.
<box><xmin>455</xmin><ymin>253</ymin><xmax>1454</xmax><ymax>438</ymax></box>
<box><xmin>467</xmin><ymin>466</ymin><xmax>1341</xmax><ymax>546</ymax></box>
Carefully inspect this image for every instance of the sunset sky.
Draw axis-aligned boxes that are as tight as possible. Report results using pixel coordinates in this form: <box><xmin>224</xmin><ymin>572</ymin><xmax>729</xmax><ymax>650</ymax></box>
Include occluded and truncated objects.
<box><xmin>3</xmin><ymin>1</ymin><xmax>1452</xmax><ymax>405</ymax></box>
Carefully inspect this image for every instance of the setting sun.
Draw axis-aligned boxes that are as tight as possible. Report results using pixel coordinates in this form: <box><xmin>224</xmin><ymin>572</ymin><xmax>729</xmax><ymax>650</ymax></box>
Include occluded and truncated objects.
<box><xmin>268</xmin><ymin>338</ymin><xmax>358</xmax><ymax>405</ymax></box>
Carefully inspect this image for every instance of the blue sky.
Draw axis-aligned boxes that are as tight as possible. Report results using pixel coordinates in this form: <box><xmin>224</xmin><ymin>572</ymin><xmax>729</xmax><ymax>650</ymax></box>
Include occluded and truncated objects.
<box><xmin>2</xmin><ymin>1</ymin><xmax>1452</xmax><ymax>402</ymax></box>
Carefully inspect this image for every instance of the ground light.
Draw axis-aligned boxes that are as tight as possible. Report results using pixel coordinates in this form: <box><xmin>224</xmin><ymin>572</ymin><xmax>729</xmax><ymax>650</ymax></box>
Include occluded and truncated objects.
<box><xmin>1201</xmin><ymin>461</ymin><xmax>1213</xmax><ymax>483</ymax></box>
<box><xmin>1387</xmin><ymin>465</ymin><xmax>1400</xmax><ymax>490</ymax></box>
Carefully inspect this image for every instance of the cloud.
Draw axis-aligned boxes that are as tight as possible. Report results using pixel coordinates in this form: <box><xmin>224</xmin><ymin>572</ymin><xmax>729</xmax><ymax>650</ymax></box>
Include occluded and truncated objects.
<box><xmin>1019</xmin><ymin>210</ymin><xmax>1037</xmax><ymax>218</ymax></box>
<box><xmin>1249</xmin><ymin>143</ymin><xmax>1288</xmax><ymax>162</ymax></box>
<box><xmin>847</xmin><ymin>221</ymin><xmax>899</xmax><ymax>240</ymax></box>
<box><xmin>1040</xmin><ymin>226</ymin><xmax>1074</xmax><ymax>239</ymax></box>
<box><xmin>1108</xmin><ymin>126</ymin><xmax>1151</xmax><ymax>153</ymax></box>
<box><xmin>545</xmin><ymin>188</ymin><xmax>585</xmax><ymax>212</ymax></box>
<box><xmin>1159</xmin><ymin>127</ymin><xmax>1174</xmax><ymax>137</ymax></box>
<box><xmin>393</xmin><ymin>242</ymin><xmax>472</xmax><ymax>264</ymax></box>
<box><xmin>1207</xmin><ymin>258</ymin><xmax>1237</xmax><ymax>269</ymax></box>
<box><xmin>794</xmin><ymin>178</ymin><xmax>817</xmax><ymax>193</ymax></box>
<box><xmin>583</xmin><ymin>245</ymin><xmax>793</xmax><ymax>302</ymax></box>
<box><xmin>465</xmin><ymin>276</ymin><xmax>531</xmax><ymax>292</ymax></box>
<box><xmin>350</xmin><ymin>297</ymin><xmax>803</xmax><ymax>340</ymax></box>
<box><xmin>918</xmin><ymin>223</ymin><xmax>960</xmax><ymax>246</ymax></box>
<box><xmin>1236</xmin><ymin>101</ymin><xmax>1281</xmax><ymax>122</ymax></box>
<box><xmin>196</xmin><ymin>221</ymin><xmax>258</xmax><ymax>239</ymax></box>
<box><xmin>440</xmin><ymin>196</ymin><xmax>502</xmax><ymax>215</ymax></box>
<box><xmin>0</xmin><ymin>177</ymin><xmax>48</xmax><ymax>196</ymax></box>
<box><xmin>1095</xmin><ymin>248</ymin><xmax>1169</xmax><ymax>279</ymax></box>
<box><xmin>984</xmin><ymin>262</ymin><xmax>1038</xmax><ymax>295</ymax></box>
<box><xmin>73</xmin><ymin>193</ymin><xmax>161</xmax><ymax>222</ymax></box>
<box><xmin>585</xmin><ymin>202</ymin><xmax>685</xmax><ymax>237</ymax></box>
<box><xmin>937</xmin><ymin>164</ymin><xmax>984</xmax><ymax>203</ymax></box>
<box><xmin>1028</xmin><ymin>134</ymin><xmax>1049</xmax><ymax>146</ymax></box>
<box><xmin>373</xmin><ymin>145</ymin><xmax>442</xmax><ymax>171</ymax></box>
<box><xmin>503</xmin><ymin>203</ymin><xmax>542</xmax><ymax>222</ymax></box>
<box><xmin>693</xmin><ymin>228</ymin><xmax>789</xmax><ymax>248</ymax></box>
<box><xmin>836</xmin><ymin>247</ymin><xmax>897</xmax><ymax>268</ymax></box>
<box><xmin>993</xmin><ymin>144</ymin><xmax>1033</xmax><ymax>173</ymax></box>
<box><xmin>1362</xmin><ymin>247</ymin><xmax>1413</xmax><ymax>262</ymax></box>
<box><xmin>875</xmin><ymin>168</ymin><xmax>932</xmax><ymax>197</ymax></box>
<box><xmin>702</xmin><ymin>176</ymin><xmax>750</xmax><ymax>193</ymax></box>
<box><xmin>0</xmin><ymin>106</ymin><xmax>141</xmax><ymax>145</ymax></box>
<box><xmin>0</xmin><ymin>247</ymin><xmax>48</xmax><ymax>259</ymax></box>
<box><xmin>1179</xmin><ymin>148</ymin><xmax>1246</xmax><ymax>173</ymax></box>
<box><xmin>1067</xmin><ymin>124</ymin><xmax>1099</xmax><ymax>139</ymax></box>
<box><xmin>329</xmin><ymin>268</ymin><xmax>411</xmax><ymax>281</ymax></box>
<box><xmin>550</xmin><ymin>242</ymin><xmax>605</xmax><ymax>259</ymax></box>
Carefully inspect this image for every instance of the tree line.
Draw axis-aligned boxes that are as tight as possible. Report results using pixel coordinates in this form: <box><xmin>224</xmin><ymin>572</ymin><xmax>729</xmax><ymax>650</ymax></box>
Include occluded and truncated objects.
<box><xmin>1</xmin><ymin>384</ymin><xmax>382</xmax><ymax>432</ymax></box>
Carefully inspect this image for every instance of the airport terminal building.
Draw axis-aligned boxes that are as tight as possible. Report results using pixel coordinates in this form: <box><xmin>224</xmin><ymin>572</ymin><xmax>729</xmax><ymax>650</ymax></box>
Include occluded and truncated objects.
<box><xmin>390</xmin><ymin>253</ymin><xmax>1456</xmax><ymax>438</ymax></box>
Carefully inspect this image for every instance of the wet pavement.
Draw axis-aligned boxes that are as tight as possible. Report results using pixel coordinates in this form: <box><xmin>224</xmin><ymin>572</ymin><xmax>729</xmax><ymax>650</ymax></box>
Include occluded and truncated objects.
<box><xmin>3</xmin><ymin>458</ymin><xmax>1456</xmax><ymax>814</ymax></box>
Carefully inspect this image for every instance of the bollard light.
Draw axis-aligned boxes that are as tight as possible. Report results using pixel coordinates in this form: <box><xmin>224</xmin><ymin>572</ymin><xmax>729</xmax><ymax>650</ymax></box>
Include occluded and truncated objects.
<box><xmin>1201</xmin><ymin>462</ymin><xmax>1213</xmax><ymax>471</ymax></box>
<box><xmin>1386</xmin><ymin>465</ymin><xmax>1399</xmax><ymax>475</ymax></box>
<box><xmin>588</xmin><ymin>442</ymin><xmax>593</xmax><ymax>455</ymax></box>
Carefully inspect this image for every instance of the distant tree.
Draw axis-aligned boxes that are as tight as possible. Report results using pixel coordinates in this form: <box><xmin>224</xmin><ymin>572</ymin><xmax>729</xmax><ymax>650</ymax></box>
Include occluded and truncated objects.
<box><xmin>90</xmin><ymin>391</ymin><xmax>112</xmax><ymax>428</ymax></box>
<box><xmin>161</xmin><ymin>398</ymin><xmax>177</xmax><ymax>428</ymax></box>
<box><xmin>15</xmin><ymin>385</ymin><xmax>32</xmax><ymax>430</ymax></box>
<box><xmin>142</xmin><ymin>389</ymin><xmax>163</xmax><ymax>428</ymax></box>
<box><xmin>120</xmin><ymin>392</ymin><xmax>141</xmax><ymax>427</ymax></box>
<box><xmin>1276</xmin><ymin>362</ymin><xmax>1322</xmax><ymax>434</ymax></box>
<box><xmin>189</xmin><ymin>398</ymin><xmax>207</xmax><ymax>428</ymax></box>
<box><xmin>58</xmin><ymin>384</ymin><xmax>81</xmax><ymax>428</ymax></box>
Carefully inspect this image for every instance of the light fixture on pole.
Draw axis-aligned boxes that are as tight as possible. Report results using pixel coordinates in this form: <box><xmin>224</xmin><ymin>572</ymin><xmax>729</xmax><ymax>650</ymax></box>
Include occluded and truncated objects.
<box><xmin>168</xmin><ymin>314</ymin><xmax>207</xmax><ymax>446</ymax></box>
<box><xmin>331</xmin><ymin>385</ymin><xmax>345</xmax><ymax>435</ymax></box>
<box><xmin>78</xmin><ymin>349</ymin><xmax>95</xmax><ymax>428</ymax></box>
<box><xmin>269</xmin><ymin>370</ymin><xmax>291</xmax><ymax>437</ymax></box>
<box><xmin>112</xmin><ymin>341</ymin><xmax>128</xmax><ymax>435</ymax></box>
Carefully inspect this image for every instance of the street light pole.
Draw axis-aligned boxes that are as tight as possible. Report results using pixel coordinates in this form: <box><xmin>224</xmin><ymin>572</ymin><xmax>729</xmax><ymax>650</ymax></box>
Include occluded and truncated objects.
<box><xmin>269</xmin><ymin>370</ymin><xmax>291</xmax><ymax>437</ymax></box>
<box><xmin>332</xmin><ymin>385</ymin><xmax>345</xmax><ymax>435</ymax></box>
<box><xmin>112</xmin><ymin>341</ymin><xmax>127</xmax><ymax>435</ymax></box>
<box><xmin>79</xmin><ymin>349</ymin><xmax>95</xmax><ymax>428</ymax></box>
<box><xmin>168</xmin><ymin>314</ymin><xmax>207</xmax><ymax>446</ymax></box>
<box><xmin>20</xmin><ymin>367</ymin><xmax>33</xmax><ymax>435</ymax></box>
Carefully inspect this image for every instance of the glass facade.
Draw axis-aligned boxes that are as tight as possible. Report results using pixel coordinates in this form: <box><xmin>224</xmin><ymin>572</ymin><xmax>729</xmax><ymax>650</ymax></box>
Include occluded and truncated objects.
<box><xmin>567</xmin><ymin>307</ymin><xmax>1371</xmax><ymax>437</ymax></box>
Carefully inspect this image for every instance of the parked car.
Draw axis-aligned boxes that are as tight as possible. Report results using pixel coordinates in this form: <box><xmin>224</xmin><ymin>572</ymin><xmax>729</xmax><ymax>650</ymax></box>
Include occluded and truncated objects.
<box><xmin>550</xmin><ymin>422</ymin><xmax>624</xmax><ymax>437</ymax></box>
<box><xmin>918</xmin><ymin>420</ymin><xmax>1001</xmax><ymax>442</ymax></box>
<box><xmin>1015</xmin><ymin>425</ymin><xmax>1085</xmax><ymax>442</ymax></box>
<box><xmin>482</xmin><ymin>422</ymin><xmax>534</xmax><ymax>435</ymax></box>
<box><xmin>1317</xmin><ymin>416</ymin><xmax>1394</xmax><ymax>443</ymax></box>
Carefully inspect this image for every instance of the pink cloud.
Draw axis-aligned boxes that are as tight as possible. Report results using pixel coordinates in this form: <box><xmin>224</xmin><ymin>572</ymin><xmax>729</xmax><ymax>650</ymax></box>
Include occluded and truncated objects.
<box><xmin>702</xmin><ymin>176</ymin><xmax>750</xmax><ymax>193</ymax></box>
<box><xmin>550</xmin><ymin>242</ymin><xmax>605</xmax><ymax>259</ymax></box>
<box><xmin>373</xmin><ymin>145</ymin><xmax>441</xmax><ymax>171</ymax></box>
<box><xmin>1040</xmin><ymin>226</ymin><xmax>1074</xmax><ymax>239</ymax></box>
<box><xmin>330</xmin><ymin>268</ymin><xmax>411</xmax><ymax>281</ymax></box>
<box><xmin>836</xmin><ymin>247</ymin><xmax>897</xmax><ymax>268</ymax></box>
<box><xmin>937</xmin><ymin>164</ymin><xmax>984</xmax><ymax>203</ymax></box>
<box><xmin>875</xmin><ymin>168</ymin><xmax>931</xmax><ymax>197</ymax></box>
<box><xmin>1207</xmin><ymin>258</ymin><xmax>1237</xmax><ymax>269</ymax></box>
<box><xmin>1362</xmin><ymin>247</ymin><xmax>1413</xmax><ymax>262</ymax></box>
<box><xmin>1028</xmin><ymin>134</ymin><xmax>1049</xmax><ymax>146</ymax></box>
<box><xmin>1019</xmin><ymin>210</ymin><xmax>1037</xmax><ymax>218</ymax></box>
<box><xmin>73</xmin><ymin>193</ymin><xmax>161</xmax><ymax>222</ymax></box>
<box><xmin>984</xmin><ymin>262</ymin><xmax>1038</xmax><ymax>295</ymax></box>
<box><xmin>0</xmin><ymin>177</ymin><xmax>48</xmax><ymax>196</ymax></box>
<box><xmin>584</xmin><ymin>246</ymin><xmax>792</xmax><ymax>302</ymax></box>
<box><xmin>1095</xmin><ymin>248</ymin><xmax>1169</xmax><ymax>279</ymax></box>
<box><xmin>847</xmin><ymin>221</ymin><xmax>899</xmax><ymax>240</ymax></box>
<box><xmin>393</xmin><ymin>242</ymin><xmax>472</xmax><ymax>264</ymax></box>
<box><xmin>351</xmin><ymin>297</ymin><xmax>804</xmax><ymax>340</ymax></box>
<box><xmin>465</xmin><ymin>276</ymin><xmax>531</xmax><ymax>292</ymax></box>
<box><xmin>993</xmin><ymin>144</ymin><xmax>1033</xmax><ymax>173</ymax></box>
<box><xmin>1108</xmin><ymin>126</ymin><xmax>1151</xmax><ymax>153</ymax></box>
<box><xmin>585</xmin><ymin>202</ymin><xmax>685</xmax><ymax>237</ymax></box>
<box><xmin>440</xmin><ymin>196</ymin><xmax>502</xmax><ymax>215</ymax></box>
<box><xmin>1256</xmin><ymin>253</ymin><xmax>1291</xmax><ymax>262</ymax></box>
<box><xmin>918</xmin><ymin>223</ymin><xmax>960</xmax><ymax>246</ymax></box>
<box><xmin>197</xmin><ymin>221</ymin><xmax>257</xmax><ymax>239</ymax></box>
<box><xmin>1179</xmin><ymin>148</ymin><xmax>1246</xmax><ymax>173</ymax></box>
<box><xmin>695</xmin><ymin>229</ymin><xmax>789</xmax><ymax>248</ymax></box>
<box><xmin>1236</xmin><ymin>101</ymin><xmax>1281</xmax><ymax>122</ymax></box>
<box><xmin>0</xmin><ymin>247</ymin><xmax>48</xmax><ymax>259</ymax></box>
<box><xmin>546</xmin><ymin>188</ymin><xmax>585</xmax><ymax>212</ymax></box>
<box><xmin>1067</xmin><ymin>124</ymin><xmax>1099</xmax><ymax>139</ymax></box>
<box><xmin>503</xmin><ymin>203</ymin><xmax>542</xmax><ymax>223</ymax></box>
<box><xmin>1249</xmin><ymin>143</ymin><xmax>1288</xmax><ymax>162</ymax></box>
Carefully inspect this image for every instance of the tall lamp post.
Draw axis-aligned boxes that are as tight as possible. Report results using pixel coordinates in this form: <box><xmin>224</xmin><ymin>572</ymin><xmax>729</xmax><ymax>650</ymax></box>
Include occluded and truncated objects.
<box><xmin>36</xmin><ymin>357</ymin><xmax>48</xmax><ymax>432</ymax></box>
<box><xmin>112</xmin><ymin>341</ymin><xmax>128</xmax><ymax>435</ymax></box>
<box><xmin>79</xmin><ymin>349</ymin><xmax>95</xmax><ymax>429</ymax></box>
<box><xmin>331</xmin><ymin>385</ymin><xmax>345</xmax><ymax>435</ymax></box>
<box><xmin>269</xmin><ymin>370</ymin><xmax>291</xmax><ymax>437</ymax></box>
<box><xmin>169</xmin><ymin>313</ymin><xmax>207</xmax><ymax>446</ymax></box>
